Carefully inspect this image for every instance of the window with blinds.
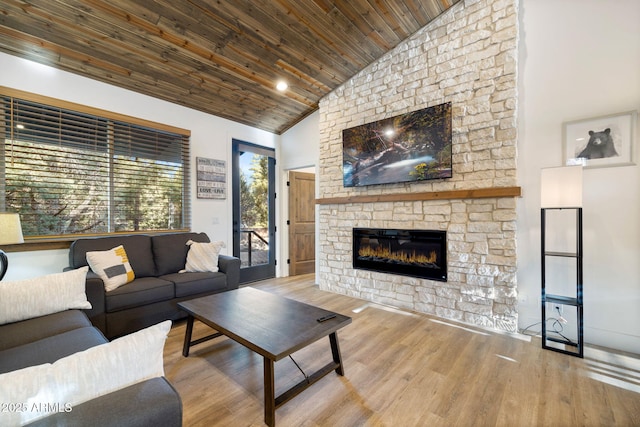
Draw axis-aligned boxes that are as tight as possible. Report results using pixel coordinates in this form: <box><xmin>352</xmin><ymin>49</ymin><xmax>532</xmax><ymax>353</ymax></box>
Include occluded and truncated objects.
<box><xmin>1</xmin><ymin>92</ymin><xmax>190</xmax><ymax>238</ymax></box>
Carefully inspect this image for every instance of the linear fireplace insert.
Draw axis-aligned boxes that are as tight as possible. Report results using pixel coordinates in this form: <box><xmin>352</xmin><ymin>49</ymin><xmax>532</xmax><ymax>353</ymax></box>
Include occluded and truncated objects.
<box><xmin>353</xmin><ymin>228</ymin><xmax>447</xmax><ymax>281</ymax></box>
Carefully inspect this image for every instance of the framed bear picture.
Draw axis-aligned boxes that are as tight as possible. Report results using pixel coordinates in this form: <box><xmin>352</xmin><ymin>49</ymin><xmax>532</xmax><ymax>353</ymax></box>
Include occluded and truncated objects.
<box><xmin>563</xmin><ymin>110</ymin><xmax>637</xmax><ymax>168</ymax></box>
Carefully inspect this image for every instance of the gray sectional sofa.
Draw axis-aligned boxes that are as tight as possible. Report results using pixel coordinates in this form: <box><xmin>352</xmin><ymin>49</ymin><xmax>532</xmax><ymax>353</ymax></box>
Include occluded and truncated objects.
<box><xmin>0</xmin><ymin>309</ymin><xmax>182</xmax><ymax>426</ymax></box>
<box><xmin>68</xmin><ymin>232</ymin><xmax>240</xmax><ymax>339</ymax></box>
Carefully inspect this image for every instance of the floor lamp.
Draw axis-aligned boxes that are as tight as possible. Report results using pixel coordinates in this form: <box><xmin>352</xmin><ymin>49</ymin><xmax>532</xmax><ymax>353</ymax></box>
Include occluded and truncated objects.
<box><xmin>0</xmin><ymin>213</ymin><xmax>24</xmax><ymax>281</ymax></box>
<box><xmin>540</xmin><ymin>165</ymin><xmax>584</xmax><ymax>357</ymax></box>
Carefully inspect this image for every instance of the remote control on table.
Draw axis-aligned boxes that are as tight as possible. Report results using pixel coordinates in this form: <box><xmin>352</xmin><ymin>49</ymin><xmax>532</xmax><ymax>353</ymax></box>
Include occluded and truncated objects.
<box><xmin>316</xmin><ymin>314</ymin><xmax>336</xmax><ymax>322</ymax></box>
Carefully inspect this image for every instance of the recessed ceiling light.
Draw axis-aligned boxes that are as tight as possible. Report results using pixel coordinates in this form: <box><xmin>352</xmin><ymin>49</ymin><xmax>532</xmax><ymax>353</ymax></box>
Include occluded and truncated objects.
<box><xmin>276</xmin><ymin>81</ymin><xmax>288</xmax><ymax>92</ymax></box>
<box><xmin>16</xmin><ymin>124</ymin><xmax>25</xmax><ymax>129</ymax></box>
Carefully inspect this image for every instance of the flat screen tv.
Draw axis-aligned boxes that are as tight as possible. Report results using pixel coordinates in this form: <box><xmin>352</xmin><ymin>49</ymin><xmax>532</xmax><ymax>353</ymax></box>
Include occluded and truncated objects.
<box><xmin>342</xmin><ymin>102</ymin><xmax>452</xmax><ymax>187</ymax></box>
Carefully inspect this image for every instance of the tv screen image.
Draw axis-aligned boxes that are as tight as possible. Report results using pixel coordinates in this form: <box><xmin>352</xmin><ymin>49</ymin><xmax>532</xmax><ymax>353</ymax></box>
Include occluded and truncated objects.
<box><xmin>342</xmin><ymin>102</ymin><xmax>452</xmax><ymax>187</ymax></box>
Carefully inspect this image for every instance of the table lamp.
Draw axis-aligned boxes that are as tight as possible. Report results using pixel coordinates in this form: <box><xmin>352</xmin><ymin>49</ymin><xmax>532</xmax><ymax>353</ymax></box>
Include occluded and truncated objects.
<box><xmin>0</xmin><ymin>213</ymin><xmax>24</xmax><ymax>281</ymax></box>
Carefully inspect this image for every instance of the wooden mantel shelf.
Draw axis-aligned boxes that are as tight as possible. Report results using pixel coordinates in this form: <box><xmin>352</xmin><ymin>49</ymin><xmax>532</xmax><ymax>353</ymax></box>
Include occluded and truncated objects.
<box><xmin>316</xmin><ymin>186</ymin><xmax>521</xmax><ymax>205</ymax></box>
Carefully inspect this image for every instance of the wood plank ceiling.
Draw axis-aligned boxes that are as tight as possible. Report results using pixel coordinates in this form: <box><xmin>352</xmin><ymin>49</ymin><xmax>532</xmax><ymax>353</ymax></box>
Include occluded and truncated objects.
<box><xmin>0</xmin><ymin>0</ymin><xmax>460</xmax><ymax>134</ymax></box>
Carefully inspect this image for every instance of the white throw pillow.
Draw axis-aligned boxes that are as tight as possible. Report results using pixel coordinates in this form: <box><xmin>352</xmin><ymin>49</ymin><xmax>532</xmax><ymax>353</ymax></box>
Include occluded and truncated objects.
<box><xmin>0</xmin><ymin>363</ymin><xmax>52</xmax><ymax>425</ymax></box>
<box><xmin>0</xmin><ymin>320</ymin><xmax>171</xmax><ymax>426</ymax></box>
<box><xmin>0</xmin><ymin>267</ymin><xmax>91</xmax><ymax>325</ymax></box>
<box><xmin>180</xmin><ymin>239</ymin><xmax>225</xmax><ymax>273</ymax></box>
<box><xmin>86</xmin><ymin>245</ymin><xmax>135</xmax><ymax>291</ymax></box>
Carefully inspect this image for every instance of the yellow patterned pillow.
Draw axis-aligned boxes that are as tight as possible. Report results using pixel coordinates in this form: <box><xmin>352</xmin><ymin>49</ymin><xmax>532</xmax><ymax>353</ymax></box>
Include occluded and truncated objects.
<box><xmin>86</xmin><ymin>245</ymin><xmax>135</xmax><ymax>291</ymax></box>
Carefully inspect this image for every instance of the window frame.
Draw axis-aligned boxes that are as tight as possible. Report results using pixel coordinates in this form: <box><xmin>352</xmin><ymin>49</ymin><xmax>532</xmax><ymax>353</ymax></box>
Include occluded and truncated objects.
<box><xmin>1</xmin><ymin>86</ymin><xmax>191</xmax><ymax>251</ymax></box>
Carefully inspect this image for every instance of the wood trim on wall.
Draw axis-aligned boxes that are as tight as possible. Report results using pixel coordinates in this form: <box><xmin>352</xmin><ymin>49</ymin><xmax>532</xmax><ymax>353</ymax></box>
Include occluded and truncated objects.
<box><xmin>2</xmin><ymin>240</ymin><xmax>73</xmax><ymax>253</ymax></box>
<box><xmin>316</xmin><ymin>186</ymin><xmax>521</xmax><ymax>205</ymax></box>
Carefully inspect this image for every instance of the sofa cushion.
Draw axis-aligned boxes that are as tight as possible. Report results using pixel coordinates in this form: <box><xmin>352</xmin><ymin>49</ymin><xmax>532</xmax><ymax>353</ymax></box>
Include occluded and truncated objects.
<box><xmin>0</xmin><ymin>326</ymin><xmax>107</xmax><ymax>374</ymax></box>
<box><xmin>0</xmin><ymin>321</ymin><xmax>170</xmax><ymax>426</ymax></box>
<box><xmin>105</xmin><ymin>277</ymin><xmax>174</xmax><ymax>313</ymax></box>
<box><xmin>152</xmin><ymin>232</ymin><xmax>210</xmax><ymax>276</ymax></box>
<box><xmin>25</xmin><ymin>377</ymin><xmax>182</xmax><ymax>427</ymax></box>
<box><xmin>0</xmin><ymin>310</ymin><xmax>92</xmax><ymax>352</ymax></box>
<box><xmin>0</xmin><ymin>267</ymin><xmax>91</xmax><ymax>325</ymax></box>
<box><xmin>69</xmin><ymin>235</ymin><xmax>156</xmax><ymax>277</ymax></box>
<box><xmin>86</xmin><ymin>245</ymin><xmax>136</xmax><ymax>291</ymax></box>
<box><xmin>161</xmin><ymin>271</ymin><xmax>227</xmax><ymax>298</ymax></box>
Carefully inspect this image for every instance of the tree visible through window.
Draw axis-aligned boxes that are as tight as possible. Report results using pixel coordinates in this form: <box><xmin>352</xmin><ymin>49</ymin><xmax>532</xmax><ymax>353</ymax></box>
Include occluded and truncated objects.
<box><xmin>1</xmin><ymin>93</ymin><xmax>190</xmax><ymax>237</ymax></box>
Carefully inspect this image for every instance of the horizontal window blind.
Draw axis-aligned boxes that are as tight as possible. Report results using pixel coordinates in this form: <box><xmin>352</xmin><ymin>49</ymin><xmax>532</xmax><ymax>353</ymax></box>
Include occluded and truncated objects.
<box><xmin>1</xmin><ymin>93</ymin><xmax>190</xmax><ymax>237</ymax></box>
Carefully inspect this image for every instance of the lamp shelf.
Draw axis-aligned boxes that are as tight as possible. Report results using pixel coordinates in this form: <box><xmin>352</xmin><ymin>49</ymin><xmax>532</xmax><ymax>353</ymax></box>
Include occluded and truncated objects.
<box><xmin>544</xmin><ymin>251</ymin><xmax>578</xmax><ymax>258</ymax></box>
<box><xmin>543</xmin><ymin>294</ymin><xmax>579</xmax><ymax>307</ymax></box>
<box><xmin>541</xmin><ymin>207</ymin><xmax>583</xmax><ymax>358</ymax></box>
<box><xmin>546</xmin><ymin>336</ymin><xmax>579</xmax><ymax>348</ymax></box>
<box><xmin>541</xmin><ymin>207</ymin><xmax>582</xmax><ymax>211</ymax></box>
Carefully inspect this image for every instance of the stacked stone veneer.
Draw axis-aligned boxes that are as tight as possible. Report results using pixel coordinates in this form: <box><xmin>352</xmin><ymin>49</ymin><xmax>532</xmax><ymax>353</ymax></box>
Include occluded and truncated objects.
<box><xmin>317</xmin><ymin>0</ymin><xmax>520</xmax><ymax>332</ymax></box>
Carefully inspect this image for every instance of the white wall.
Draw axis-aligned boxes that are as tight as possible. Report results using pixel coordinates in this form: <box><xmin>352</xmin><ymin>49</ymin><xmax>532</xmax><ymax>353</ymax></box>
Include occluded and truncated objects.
<box><xmin>517</xmin><ymin>0</ymin><xmax>640</xmax><ymax>353</ymax></box>
<box><xmin>278</xmin><ymin>111</ymin><xmax>320</xmax><ymax>277</ymax></box>
<box><xmin>279</xmin><ymin>111</ymin><xmax>319</xmax><ymax>171</ymax></box>
<box><xmin>0</xmin><ymin>52</ymin><xmax>278</xmax><ymax>281</ymax></box>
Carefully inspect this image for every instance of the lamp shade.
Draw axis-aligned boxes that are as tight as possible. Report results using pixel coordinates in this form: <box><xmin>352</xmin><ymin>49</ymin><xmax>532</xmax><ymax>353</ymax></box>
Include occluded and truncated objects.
<box><xmin>0</xmin><ymin>213</ymin><xmax>24</xmax><ymax>245</ymax></box>
<box><xmin>540</xmin><ymin>166</ymin><xmax>583</xmax><ymax>208</ymax></box>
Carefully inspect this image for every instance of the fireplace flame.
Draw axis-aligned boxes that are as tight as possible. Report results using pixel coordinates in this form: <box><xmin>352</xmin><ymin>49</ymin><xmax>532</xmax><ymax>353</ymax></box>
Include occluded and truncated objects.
<box><xmin>358</xmin><ymin>245</ymin><xmax>438</xmax><ymax>265</ymax></box>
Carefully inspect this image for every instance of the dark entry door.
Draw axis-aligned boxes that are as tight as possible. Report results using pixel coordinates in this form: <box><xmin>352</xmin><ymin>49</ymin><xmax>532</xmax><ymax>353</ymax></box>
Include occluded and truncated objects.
<box><xmin>232</xmin><ymin>139</ymin><xmax>276</xmax><ymax>283</ymax></box>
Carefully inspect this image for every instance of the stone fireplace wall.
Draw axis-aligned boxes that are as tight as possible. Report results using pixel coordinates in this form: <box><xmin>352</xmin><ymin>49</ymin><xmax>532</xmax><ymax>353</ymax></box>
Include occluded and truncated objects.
<box><xmin>317</xmin><ymin>0</ymin><xmax>520</xmax><ymax>332</ymax></box>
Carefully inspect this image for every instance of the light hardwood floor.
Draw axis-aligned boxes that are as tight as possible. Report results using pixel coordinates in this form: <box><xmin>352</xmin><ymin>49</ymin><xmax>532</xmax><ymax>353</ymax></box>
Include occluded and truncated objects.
<box><xmin>163</xmin><ymin>275</ymin><xmax>640</xmax><ymax>426</ymax></box>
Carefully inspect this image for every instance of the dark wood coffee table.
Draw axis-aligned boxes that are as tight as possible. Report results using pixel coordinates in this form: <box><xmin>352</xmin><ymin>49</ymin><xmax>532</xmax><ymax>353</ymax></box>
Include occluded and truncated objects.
<box><xmin>177</xmin><ymin>287</ymin><xmax>352</xmax><ymax>426</ymax></box>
